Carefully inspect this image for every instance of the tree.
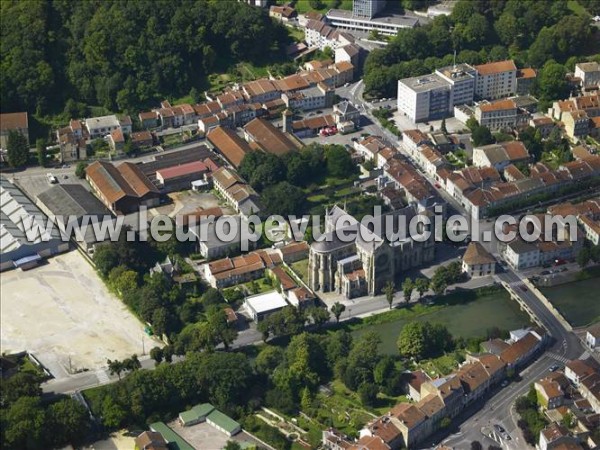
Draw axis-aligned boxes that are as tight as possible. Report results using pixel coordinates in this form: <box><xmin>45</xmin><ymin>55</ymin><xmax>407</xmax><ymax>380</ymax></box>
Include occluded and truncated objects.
<box><xmin>224</xmin><ymin>441</ymin><xmax>242</xmax><ymax>450</ymax></box>
<box><xmin>402</xmin><ymin>278</ymin><xmax>414</xmax><ymax>304</ymax></box>
<box><xmin>262</xmin><ymin>181</ymin><xmax>305</xmax><ymax>216</ymax></box>
<box><xmin>471</xmin><ymin>442</ymin><xmax>483</xmax><ymax>450</ymax></box>
<box><xmin>331</xmin><ymin>302</ymin><xmax>346</xmax><ymax>323</ymax></box>
<box><xmin>440</xmin><ymin>118</ymin><xmax>447</xmax><ymax>134</ymax></box>
<box><xmin>326</xmin><ymin>145</ymin><xmax>356</xmax><ymax>178</ymax></box>
<box><xmin>36</xmin><ymin>138</ymin><xmax>47</xmax><ymax>167</ymax></box>
<box><xmin>3</xmin><ymin>396</ymin><xmax>47</xmax><ymax>448</ymax></box>
<box><xmin>358</xmin><ymin>383</ymin><xmax>379</xmax><ymax>407</ymax></box>
<box><xmin>397</xmin><ymin>321</ymin><xmax>453</xmax><ymax>360</ymax></box>
<box><xmin>383</xmin><ymin>281</ymin><xmax>395</xmax><ymax>309</ymax></box>
<box><xmin>47</xmin><ymin>398</ymin><xmax>90</xmax><ymax>447</ymax></box>
<box><xmin>300</xmin><ymin>386</ymin><xmax>312</xmax><ymax>411</ymax></box>
<box><xmin>107</xmin><ymin>359</ymin><xmax>125</xmax><ymax>380</ymax></box>
<box><xmin>255</xmin><ymin>346</ymin><xmax>284</xmax><ymax>374</ymax></box>
<box><xmin>75</xmin><ymin>161</ymin><xmax>88</xmax><ymax>179</ymax></box>
<box><xmin>189</xmin><ymin>87</ymin><xmax>202</xmax><ymax>103</ymax></box>
<box><xmin>414</xmin><ymin>278</ymin><xmax>429</xmax><ymax>300</ymax></box>
<box><xmin>577</xmin><ymin>247</ymin><xmax>591</xmax><ymax>268</ymax></box>
<box><xmin>535</xmin><ymin>60</ymin><xmax>569</xmax><ymax>102</ymax></box>
<box><xmin>308</xmin><ymin>306</ymin><xmax>330</xmax><ymax>328</ymax></box>
<box><xmin>150</xmin><ymin>346</ymin><xmax>163</xmax><ymax>365</ymax></box>
<box><xmin>6</xmin><ymin>130</ymin><xmax>29</xmax><ymax>167</ymax></box>
<box><xmin>472</xmin><ymin>125</ymin><xmax>494</xmax><ymax>147</ymax></box>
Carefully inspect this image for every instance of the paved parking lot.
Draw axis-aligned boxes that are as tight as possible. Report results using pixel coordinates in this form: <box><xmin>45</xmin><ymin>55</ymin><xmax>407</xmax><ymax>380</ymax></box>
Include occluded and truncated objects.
<box><xmin>167</xmin><ymin>420</ymin><xmax>268</xmax><ymax>450</ymax></box>
<box><xmin>9</xmin><ymin>166</ymin><xmax>85</xmax><ymax>199</ymax></box>
<box><xmin>0</xmin><ymin>251</ymin><xmax>146</xmax><ymax>378</ymax></box>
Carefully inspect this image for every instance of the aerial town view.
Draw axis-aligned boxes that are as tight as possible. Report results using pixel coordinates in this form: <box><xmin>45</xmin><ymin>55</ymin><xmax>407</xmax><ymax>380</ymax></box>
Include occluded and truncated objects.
<box><xmin>1</xmin><ymin>0</ymin><xmax>600</xmax><ymax>449</ymax></box>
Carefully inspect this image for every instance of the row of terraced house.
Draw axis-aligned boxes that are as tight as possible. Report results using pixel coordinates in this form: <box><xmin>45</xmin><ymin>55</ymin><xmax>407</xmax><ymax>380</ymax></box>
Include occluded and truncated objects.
<box><xmin>324</xmin><ymin>329</ymin><xmax>547</xmax><ymax>450</ymax></box>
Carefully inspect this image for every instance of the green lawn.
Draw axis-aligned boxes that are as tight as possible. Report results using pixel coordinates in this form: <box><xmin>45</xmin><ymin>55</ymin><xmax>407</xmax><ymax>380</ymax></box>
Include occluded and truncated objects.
<box><xmin>289</xmin><ymin>258</ymin><xmax>309</xmax><ymax>282</ymax></box>
<box><xmin>351</xmin><ymin>288</ymin><xmax>531</xmax><ymax>355</ymax></box>
<box><xmin>287</xmin><ymin>26</ymin><xmax>305</xmax><ymax>43</ymax></box>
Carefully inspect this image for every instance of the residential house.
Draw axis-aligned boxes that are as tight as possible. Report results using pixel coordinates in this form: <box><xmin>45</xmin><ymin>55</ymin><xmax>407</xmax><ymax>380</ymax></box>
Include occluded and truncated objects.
<box><xmin>206</xmin><ymin>252</ymin><xmax>267</xmax><ymax>289</ymax></box>
<box><xmin>288</xmin><ymin>286</ymin><xmax>317</xmax><ymax>309</ymax></box>
<box><xmin>245</xmin><ymin>290</ymin><xmax>289</xmax><ymax>322</ymax></box>
<box><xmin>333</xmin><ymin>100</ymin><xmax>360</xmax><ymax>127</ymax></box>
<box><xmin>403</xmin><ymin>370</ymin><xmax>430</xmax><ymax>401</ymax></box>
<box><xmin>575</xmin><ymin>62</ymin><xmax>600</xmax><ymax>91</ymax></box>
<box><xmin>212</xmin><ymin>167</ymin><xmax>261</xmax><ymax>217</ymax></box>
<box><xmin>56</xmin><ymin>119</ymin><xmax>87</xmax><ymax>162</ymax></box>
<box><xmin>119</xmin><ymin>115</ymin><xmax>133</xmax><ymax>135</ymax></box>
<box><xmin>516</xmin><ymin>68</ymin><xmax>537</xmax><ymax>96</ymax></box>
<box><xmin>277</xmin><ymin>241</ymin><xmax>309</xmax><ymax>263</ymax></box>
<box><xmin>135</xmin><ymin>431</ymin><xmax>168</xmax><ymax>450</ymax></box>
<box><xmin>539</xmin><ymin>423</ymin><xmax>583</xmax><ymax>450</ymax></box>
<box><xmin>108</xmin><ymin>128</ymin><xmax>125</xmax><ymax>153</ymax></box>
<box><xmin>536</xmin><ymin>377</ymin><xmax>565</xmax><ymax>410</ymax></box>
<box><xmin>139</xmin><ymin>111</ymin><xmax>158</xmax><ymax>129</ymax></box>
<box><xmin>565</xmin><ymin>360</ymin><xmax>597</xmax><ymax>387</ymax></box>
<box><xmin>131</xmin><ymin>131</ymin><xmax>154</xmax><ymax>149</ymax></box>
<box><xmin>563</xmin><ymin>110</ymin><xmax>591</xmax><ymax>141</ymax></box>
<box><xmin>586</xmin><ymin>323</ymin><xmax>600</xmax><ymax>350</ymax></box>
<box><xmin>499</xmin><ymin>331</ymin><xmax>543</xmax><ymax>369</ymax></box>
<box><xmin>529</xmin><ymin>116</ymin><xmax>556</xmax><ymax>139</ymax></box>
<box><xmin>474</xmin><ymin>99</ymin><xmax>530</xmax><ymax>131</ymax></box>
<box><xmin>402</xmin><ymin>129</ymin><xmax>431</xmax><ymax>156</ymax></box>
<box><xmin>85</xmin><ymin>115</ymin><xmax>121</xmax><ymax>139</ymax></box>
<box><xmin>291</xmin><ymin>114</ymin><xmax>337</xmax><ymax>138</ymax></box>
<box><xmin>0</xmin><ymin>112</ymin><xmax>29</xmax><ymax>149</ymax></box>
<box><xmin>269</xmin><ymin>5</ymin><xmax>296</xmax><ymax>21</ymax></box>
<box><xmin>472</xmin><ymin>141</ymin><xmax>529</xmax><ymax>171</ymax></box>
<box><xmin>462</xmin><ymin>241</ymin><xmax>496</xmax><ymax>277</ymax></box>
<box><xmin>579</xmin><ymin>215</ymin><xmax>600</xmax><ymax>245</ymax></box>
<box><xmin>335</xmin><ymin>43</ymin><xmax>360</xmax><ymax>67</ymax></box>
<box><xmin>502</xmin><ymin>239</ymin><xmax>540</xmax><ymax>270</ymax></box>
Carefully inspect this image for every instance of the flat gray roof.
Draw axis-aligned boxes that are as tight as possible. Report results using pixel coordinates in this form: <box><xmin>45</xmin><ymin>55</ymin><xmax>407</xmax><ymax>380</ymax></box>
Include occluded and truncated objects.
<box><xmin>399</xmin><ymin>73</ymin><xmax>450</xmax><ymax>93</ymax></box>
<box><xmin>327</xmin><ymin>9</ymin><xmax>419</xmax><ymax>28</ymax></box>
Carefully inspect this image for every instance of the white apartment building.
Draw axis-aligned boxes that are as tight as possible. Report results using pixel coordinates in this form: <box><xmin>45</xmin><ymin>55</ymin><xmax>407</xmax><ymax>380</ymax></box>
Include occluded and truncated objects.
<box><xmin>503</xmin><ymin>239</ymin><xmax>540</xmax><ymax>270</ymax></box>
<box><xmin>85</xmin><ymin>115</ymin><xmax>121</xmax><ymax>139</ymax></box>
<box><xmin>474</xmin><ymin>60</ymin><xmax>517</xmax><ymax>100</ymax></box>
<box><xmin>575</xmin><ymin>62</ymin><xmax>600</xmax><ymax>90</ymax></box>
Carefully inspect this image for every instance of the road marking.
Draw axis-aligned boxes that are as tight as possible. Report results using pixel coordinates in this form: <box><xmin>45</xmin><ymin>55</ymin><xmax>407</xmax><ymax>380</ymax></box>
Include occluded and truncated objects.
<box><xmin>96</xmin><ymin>369</ymin><xmax>110</xmax><ymax>384</ymax></box>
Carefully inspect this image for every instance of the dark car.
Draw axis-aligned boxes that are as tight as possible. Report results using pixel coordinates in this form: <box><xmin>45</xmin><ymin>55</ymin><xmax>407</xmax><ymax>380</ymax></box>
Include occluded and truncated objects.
<box><xmin>520</xmin><ymin>285</ymin><xmax>528</xmax><ymax>292</ymax></box>
<box><xmin>541</xmin><ymin>270</ymin><xmax>550</xmax><ymax>275</ymax></box>
<box><xmin>494</xmin><ymin>424</ymin><xmax>506</xmax><ymax>434</ymax></box>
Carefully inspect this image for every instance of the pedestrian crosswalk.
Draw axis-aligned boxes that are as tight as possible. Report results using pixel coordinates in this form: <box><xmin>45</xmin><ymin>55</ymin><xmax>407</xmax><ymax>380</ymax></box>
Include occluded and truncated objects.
<box><xmin>546</xmin><ymin>352</ymin><xmax>570</xmax><ymax>364</ymax></box>
<box><xmin>96</xmin><ymin>369</ymin><xmax>110</xmax><ymax>384</ymax></box>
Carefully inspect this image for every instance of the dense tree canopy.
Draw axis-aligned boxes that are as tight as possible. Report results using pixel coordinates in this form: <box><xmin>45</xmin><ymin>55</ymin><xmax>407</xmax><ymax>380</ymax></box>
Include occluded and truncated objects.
<box><xmin>363</xmin><ymin>0</ymin><xmax>596</xmax><ymax>97</ymax></box>
<box><xmin>0</xmin><ymin>0</ymin><xmax>290</xmax><ymax>114</ymax></box>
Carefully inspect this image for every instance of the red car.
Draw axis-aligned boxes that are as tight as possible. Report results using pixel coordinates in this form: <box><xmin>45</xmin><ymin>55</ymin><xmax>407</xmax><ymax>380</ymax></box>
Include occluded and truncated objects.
<box><xmin>554</xmin><ymin>259</ymin><xmax>567</xmax><ymax>266</ymax></box>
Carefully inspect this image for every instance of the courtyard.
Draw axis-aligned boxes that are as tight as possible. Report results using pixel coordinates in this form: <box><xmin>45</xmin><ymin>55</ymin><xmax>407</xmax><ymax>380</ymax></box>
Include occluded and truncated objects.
<box><xmin>0</xmin><ymin>251</ymin><xmax>149</xmax><ymax>379</ymax></box>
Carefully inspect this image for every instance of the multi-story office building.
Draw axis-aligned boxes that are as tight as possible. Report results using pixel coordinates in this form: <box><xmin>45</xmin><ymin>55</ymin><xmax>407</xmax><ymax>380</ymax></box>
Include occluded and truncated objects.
<box><xmin>435</xmin><ymin>64</ymin><xmax>476</xmax><ymax>105</ymax></box>
<box><xmin>474</xmin><ymin>60</ymin><xmax>517</xmax><ymax>100</ymax></box>
<box><xmin>353</xmin><ymin>0</ymin><xmax>386</xmax><ymax>18</ymax></box>
<box><xmin>397</xmin><ymin>74</ymin><xmax>453</xmax><ymax>122</ymax></box>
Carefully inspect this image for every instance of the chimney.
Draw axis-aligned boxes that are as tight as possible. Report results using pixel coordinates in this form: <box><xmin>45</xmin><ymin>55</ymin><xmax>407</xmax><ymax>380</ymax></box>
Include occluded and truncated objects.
<box><xmin>282</xmin><ymin>108</ymin><xmax>293</xmax><ymax>133</ymax></box>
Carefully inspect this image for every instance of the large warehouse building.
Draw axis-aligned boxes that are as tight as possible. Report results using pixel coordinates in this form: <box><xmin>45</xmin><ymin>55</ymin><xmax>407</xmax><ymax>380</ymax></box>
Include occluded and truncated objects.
<box><xmin>1</xmin><ymin>177</ymin><xmax>69</xmax><ymax>271</ymax></box>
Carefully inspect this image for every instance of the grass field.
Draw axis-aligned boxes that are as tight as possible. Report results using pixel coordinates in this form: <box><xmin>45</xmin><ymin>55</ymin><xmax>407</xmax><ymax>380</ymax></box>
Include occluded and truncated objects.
<box><xmin>289</xmin><ymin>258</ymin><xmax>309</xmax><ymax>282</ymax></box>
<box><xmin>351</xmin><ymin>288</ymin><xmax>531</xmax><ymax>355</ymax></box>
<box><xmin>287</xmin><ymin>0</ymin><xmax>353</xmax><ymax>14</ymax></box>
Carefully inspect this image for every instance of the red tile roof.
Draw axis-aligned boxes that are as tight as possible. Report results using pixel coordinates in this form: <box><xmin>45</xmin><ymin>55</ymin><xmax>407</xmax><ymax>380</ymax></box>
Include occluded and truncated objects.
<box><xmin>156</xmin><ymin>161</ymin><xmax>209</xmax><ymax>181</ymax></box>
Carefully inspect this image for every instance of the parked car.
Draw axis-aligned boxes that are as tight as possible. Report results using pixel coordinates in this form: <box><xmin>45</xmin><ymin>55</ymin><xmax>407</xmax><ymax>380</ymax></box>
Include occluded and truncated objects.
<box><xmin>501</xmin><ymin>380</ymin><xmax>509</xmax><ymax>387</ymax></box>
<box><xmin>554</xmin><ymin>259</ymin><xmax>567</xmax><ymax>266</ymax></box>
<box><xmin>541</xmin><ymin>270</ymin><xmax>550</xmax><ymax>275</ymax></box>
<box><xmin>519</xmin><ymin>285</ymin><xmax>528</xmax><ymax>292</ymax></box>
<box><xmin>549</xmin><ymin>364</ymin><xmax>560</xmax><ymax>372</ymax></box>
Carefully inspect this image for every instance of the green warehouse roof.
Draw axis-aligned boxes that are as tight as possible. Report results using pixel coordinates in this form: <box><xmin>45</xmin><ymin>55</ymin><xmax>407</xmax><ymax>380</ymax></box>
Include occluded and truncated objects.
<box><xmin>207</xmin><ymin>409</ymin><xmax>241</xmax><ymax>435</ymax></box>
<box><xmin>179</xmin><ymin>403</ymin><xmax>215</xmax><ymax>425</ymax></box>
<box><xmin>149</xmin><ymin>422</ymin><xmax>194</xmax><ymax>450</ymax></box>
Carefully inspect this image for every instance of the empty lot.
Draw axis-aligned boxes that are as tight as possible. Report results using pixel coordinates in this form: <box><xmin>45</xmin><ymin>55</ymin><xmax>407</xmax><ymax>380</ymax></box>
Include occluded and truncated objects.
<box><xmin>1</xmin><ymin>251</ymin><xmax>145</xmax><ymax>378</ymax></box>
